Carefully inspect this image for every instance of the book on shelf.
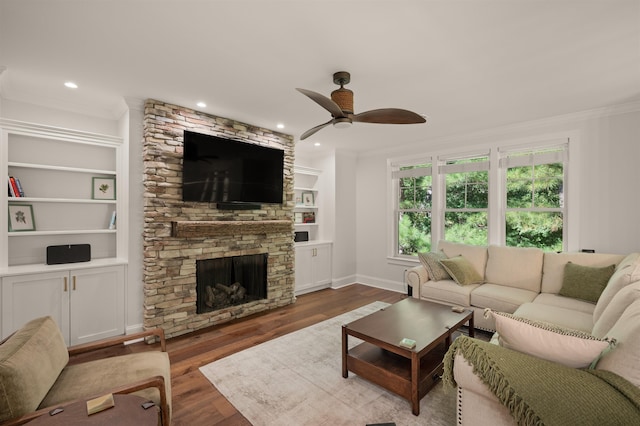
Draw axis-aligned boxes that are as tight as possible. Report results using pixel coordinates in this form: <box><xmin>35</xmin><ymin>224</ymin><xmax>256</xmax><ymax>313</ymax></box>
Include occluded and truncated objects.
<box><xmin>13</xmin><ymin>177</ymin><xmax>25</xmax><ymax>197</ymax></box>
<box><xmin>7</xmin><ymin>176</ymin><xmax>23</xmax><ymax>197</ymax></box>
<box><xmin>108</xmin><ymin>210</ymin><xmax>117</xmax><ymax>230</ymax></box>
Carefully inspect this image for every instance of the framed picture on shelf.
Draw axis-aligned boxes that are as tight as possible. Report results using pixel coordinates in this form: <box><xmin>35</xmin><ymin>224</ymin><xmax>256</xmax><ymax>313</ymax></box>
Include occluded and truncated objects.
<box><xmin>302</xmin><ymin>211</ymin><xmax>316</xmax><ymax>224</ymax></box>
<box><xmin>8</xmin><ymin>203</ymin><xmax>36</xmax><ymax>232</ymax></box>
<box><xmin>294</xmin><ymin>212</ymin><xmax>303</xmax><ymax>223</ymax></box>
<box><xmin>302</xmin><ymin>191</ymin><xmax>315</xmax><ymax>206</ymax></box>
<box><xmin>92</xmin><ymin>177</ymin><xmax>116</xmax><ymax>200</ymax></box>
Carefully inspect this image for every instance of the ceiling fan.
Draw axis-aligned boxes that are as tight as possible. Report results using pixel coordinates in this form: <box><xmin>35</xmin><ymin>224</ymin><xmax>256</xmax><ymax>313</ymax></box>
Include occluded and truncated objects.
<box><xmin>296</xmin><ymin>71</ymin><xmax>426</xmax><ymax>140</ymax></box>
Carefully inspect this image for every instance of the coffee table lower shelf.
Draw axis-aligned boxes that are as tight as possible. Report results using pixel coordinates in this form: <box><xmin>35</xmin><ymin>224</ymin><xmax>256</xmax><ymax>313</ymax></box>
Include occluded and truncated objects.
<box><xmin>344</xmin><ymin>341</ymin><xmax>446</xmax><ymax>413</ymax></box>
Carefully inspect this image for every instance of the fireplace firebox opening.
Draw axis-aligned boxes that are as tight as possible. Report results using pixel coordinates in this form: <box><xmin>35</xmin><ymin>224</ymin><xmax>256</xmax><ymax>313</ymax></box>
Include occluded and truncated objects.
<box><xmin>196</xmin><ymin>253</ymin><xmax>268</xmax><ymax>314</ymax></box>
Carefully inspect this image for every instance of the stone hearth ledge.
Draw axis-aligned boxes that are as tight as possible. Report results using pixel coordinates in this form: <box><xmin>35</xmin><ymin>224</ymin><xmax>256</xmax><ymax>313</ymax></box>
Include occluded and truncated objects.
<box><xmin>171</xmin><ymin>220</ymin><xmax>292</xmax><ymax>238</ymax></box>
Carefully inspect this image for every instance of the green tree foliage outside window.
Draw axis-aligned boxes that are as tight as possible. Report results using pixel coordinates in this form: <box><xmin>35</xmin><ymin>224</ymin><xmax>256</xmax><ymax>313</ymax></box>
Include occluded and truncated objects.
<box><xmin>505</xmin><ymin>162</ymin><xmax>563</xmax><ymax>251</ymax></box>
<box><xmin>397</xmin><ymin>166</ymin><xmax>432</xmax><ymax>255</ymax></box>
<box><xmin>444</xmin><ymin>163</ymin><xmax>489</xmax><ymax>246</ymax></box>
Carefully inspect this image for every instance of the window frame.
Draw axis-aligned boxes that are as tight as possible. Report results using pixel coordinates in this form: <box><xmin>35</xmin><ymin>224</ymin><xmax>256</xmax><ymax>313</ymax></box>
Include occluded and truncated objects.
<box><xmin>387</xmin><ymin>132</ymin><xmax>579</xmax><ymax>264</ymax></box>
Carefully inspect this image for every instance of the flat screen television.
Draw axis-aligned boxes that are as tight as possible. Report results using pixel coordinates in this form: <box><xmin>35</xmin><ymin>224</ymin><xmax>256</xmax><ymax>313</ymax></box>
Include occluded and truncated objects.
<box><xmin>182</xmin><ymin>130</ymin><xmax>284</xmax><ymax>204</ymax></box>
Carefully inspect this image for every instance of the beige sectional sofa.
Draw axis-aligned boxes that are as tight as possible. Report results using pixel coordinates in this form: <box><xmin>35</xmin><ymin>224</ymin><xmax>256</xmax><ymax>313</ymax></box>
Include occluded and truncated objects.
<box><xmin>406</xmin><ymin>240</ymin><xmax>631</xmax><ymax>331</ymax></box>
<box><xmin>407</xmin><ymin>241</ymin><xmax>640</xmax><ymax>425</ymax></box>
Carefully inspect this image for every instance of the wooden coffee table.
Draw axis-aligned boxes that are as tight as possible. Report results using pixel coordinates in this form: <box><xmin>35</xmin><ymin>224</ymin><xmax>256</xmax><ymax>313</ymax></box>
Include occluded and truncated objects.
<box><xmin>342</xmin><ymin>298</ymin><xmax>474</xmax><ymax>415</ymax></box>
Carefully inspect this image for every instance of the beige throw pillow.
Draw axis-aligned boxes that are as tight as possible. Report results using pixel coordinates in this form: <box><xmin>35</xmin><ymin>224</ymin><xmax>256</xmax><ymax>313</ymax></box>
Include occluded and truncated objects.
<box><xmin>486</xmin><ymin>309</ymin><xmax>613</xmax><ymax>369</ymax></box>
<box><xmin>439</xmin><ymin>255</ymin><xmax>484</xmax><ymax>286</ymax></box>
<box><xmin>418</xmin><ymin>251</ymin><xmax>451</xmax><ymax>281</ymax></box>
<box><xmin>558</xmin><ymin>262</ymin><xmax>615</xmax><ymax>303</ymax></box>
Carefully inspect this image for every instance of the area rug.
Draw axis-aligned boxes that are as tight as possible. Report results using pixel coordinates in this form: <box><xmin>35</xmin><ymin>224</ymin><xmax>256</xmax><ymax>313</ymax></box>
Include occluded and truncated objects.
<box><xmin>200</xmin><ymin>301</ymin><xmax>460</xmax><ymax>425</ymax></box>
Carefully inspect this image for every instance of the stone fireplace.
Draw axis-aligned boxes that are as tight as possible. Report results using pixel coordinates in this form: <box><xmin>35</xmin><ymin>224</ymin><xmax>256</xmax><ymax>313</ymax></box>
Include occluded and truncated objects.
<box><xmin>143</xmin><ymin>99</ymin><xmax>295</xmax><ymax>338</ymax></box>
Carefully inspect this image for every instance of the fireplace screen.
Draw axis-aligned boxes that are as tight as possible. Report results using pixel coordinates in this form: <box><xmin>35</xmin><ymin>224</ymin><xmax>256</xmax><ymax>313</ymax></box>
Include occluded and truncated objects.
<box><xmin>196</xmin><ymin>253</ymin><xmax>268</xmax><ymax>314</ymax></box>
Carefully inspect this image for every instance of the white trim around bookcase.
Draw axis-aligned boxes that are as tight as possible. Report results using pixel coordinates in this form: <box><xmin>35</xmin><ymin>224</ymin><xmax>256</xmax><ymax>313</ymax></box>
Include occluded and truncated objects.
<box><xmin>8</xmin><ymin>162</ymin><xmax>116</xmax><ymax>175</ymax></box>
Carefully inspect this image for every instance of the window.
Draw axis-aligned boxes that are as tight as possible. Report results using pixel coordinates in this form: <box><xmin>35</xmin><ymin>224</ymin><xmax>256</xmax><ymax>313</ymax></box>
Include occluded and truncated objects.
<box><xmin>389</xmin><ymin>137</ymin><xmax>570</xmax><ymax>259</ymax></box>
<box><xmin>441</xmin><ymin>156</ymin><xmax>489</xmax><ymax>246</ymax></box>
<box><xmin>394</xmin><ymin>163</ymin><xmax>432</xmax><ymax>256</ymax></box>
<box><xmin>501</xmin><ymin>146</ymin><xmax>567</xmax><ymax>252</ymax></box>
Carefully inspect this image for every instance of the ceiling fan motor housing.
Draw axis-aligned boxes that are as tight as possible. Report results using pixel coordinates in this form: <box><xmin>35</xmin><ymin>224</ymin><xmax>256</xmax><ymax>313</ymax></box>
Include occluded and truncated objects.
<box><xmin>331</xmin><ymin>87</ymin><xmax>353</xmax><ymax>114</ymax></box>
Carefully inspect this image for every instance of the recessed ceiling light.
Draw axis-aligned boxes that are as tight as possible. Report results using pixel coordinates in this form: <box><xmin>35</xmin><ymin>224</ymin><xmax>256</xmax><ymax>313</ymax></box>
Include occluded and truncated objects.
<box><xmin>314</xmin><ymin>142</ymin><xmax>321</xmax><ymax>147</ymax></box>
<box><xmin>64</xmin><ymin>81</ymin><xmax>78</xmax><ymax>89</ymax></box>
<box><xmin>276</xmin><ymin>123</ymin><xmax>285</xmax><ymax>129</ymax></box>
<box><xmin>196</xmin><ymin>102</ymin><xmax>206</xmax><ymax>108</ymax></box>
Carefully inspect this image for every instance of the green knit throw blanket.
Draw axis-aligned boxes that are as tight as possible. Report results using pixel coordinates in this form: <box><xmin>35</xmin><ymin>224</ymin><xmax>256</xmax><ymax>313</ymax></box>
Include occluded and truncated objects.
<box><xmin>443</xmin><ymin>336</ymin><xmax>640</xmax><ymax>426</ymax></box>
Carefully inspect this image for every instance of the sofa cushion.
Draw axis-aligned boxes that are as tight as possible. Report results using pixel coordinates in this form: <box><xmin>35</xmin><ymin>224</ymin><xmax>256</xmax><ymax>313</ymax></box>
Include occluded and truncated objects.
<box><xmin>592</xmin><ymin>281</ymin><xmax>640</xmax><ymax>338</ymax></box>
<box><xmin>485</xmin><ymin>245</ymin><xmax>543</xmax><ymax>292</ymax></box>
<box><xmin>40</xmin><ymin>351</ymin><xmax>171</xmax><ymax>412</ymax></box>
<box><xmin>440</xmin><ymin>255</ymin><xmax>484</xmax><ymax>286</ymax></box>
<box><xmin>541</xmin><ymin>252</ymin><xmax>624</xmax><ymax>294</ymax></box>
<box><xmin>438</xmin><ymin>240</ymin><xmax>487</xmax><ymax>279</ymax></box>
<box><xmin>470</xmin><ymin>283</ymin><xmax>537</xmax><ymax>314</ymax></box>
<box><xmin>558</xmin><ymin>262</ymin><xmax>615</xmax><ymax>303</ymax></box>
<box><xmin>514</xmin><ymin>302</ymin><xmax>594</xmax><ymax>332</ymax></box>
<box><xmin>595</xmin><ymin>298</ymin><xmax>640</xmax><ymax>388</ymax></box>
<box><xmin>532</xmin><ymin>293</ymin><xmax>596</xmax><ymax>315</ymax></box>
<box><xmin>593</xmin><ymin>253</ymin><xmax>640</xmax><ymax>323</ymax></box>
<box><xmin>487</xmin><ymin>310</ymin><xmax>613</xmax><ymax>369</ymax></box>
<box><xmin>419</xmin><ymin>280</ymin><xmax>479</xmax><ymax>307</ymax></box>
<box><xmin>0</xmin><ymin>316</ymin><xmax>69</xmax><ymax>422</ymax></box>
<box><xmin>417</xmin><ymin>250</ymin><xmax>451</xmax><ymax>281</ymax></box>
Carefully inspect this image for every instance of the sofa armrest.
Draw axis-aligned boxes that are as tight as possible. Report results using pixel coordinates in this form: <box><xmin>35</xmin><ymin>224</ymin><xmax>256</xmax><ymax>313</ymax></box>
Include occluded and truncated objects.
<box><xmin>453</xmin><ymin>353</ymin><xmax>515</xmax><ymax>426</ymax></box>
<box><xmin>1</xmin><ymin>375</ymin><xmax>170</xmax><ymax>426</ymax></box>
<box><xmin>406</xmin><ymin>265</ymin><xmax>429</xmax><ymax>298</ymax></box>
<box><xmin>67</xmin><ymin>328</ymin><xmax>166</xmax><ymax>357</ymax></box>
<box><xmin>444</xmin><ymin>336</ymin><xmax>640</xmax><ymax>425</ymax></box>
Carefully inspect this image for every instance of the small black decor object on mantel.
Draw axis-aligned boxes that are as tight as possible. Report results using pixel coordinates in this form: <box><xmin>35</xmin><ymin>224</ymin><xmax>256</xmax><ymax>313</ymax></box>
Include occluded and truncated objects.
<box><xmin>46</xmin><ymin>244</ymin><xmax>91</xmax><ymax>265</ymax></box>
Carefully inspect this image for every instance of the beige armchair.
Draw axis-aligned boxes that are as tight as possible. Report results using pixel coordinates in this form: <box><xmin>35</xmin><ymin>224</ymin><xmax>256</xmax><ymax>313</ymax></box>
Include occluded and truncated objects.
<box><xmin>0</xmin><ymin>316</ymin><xmax>171</xmax><ymax>426</ymax></box>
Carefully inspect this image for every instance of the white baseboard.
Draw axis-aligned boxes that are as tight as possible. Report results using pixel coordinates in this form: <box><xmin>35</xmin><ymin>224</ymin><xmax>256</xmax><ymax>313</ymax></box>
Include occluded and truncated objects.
<box><xmin>331</xmin><ymin>274</ymin><xmax>406</xmax><ymax>294</ymax></box>
<box><xmin>331</xmin><ymin>274</ymin><xmax>357</xmax><ymax>289</ymax></box>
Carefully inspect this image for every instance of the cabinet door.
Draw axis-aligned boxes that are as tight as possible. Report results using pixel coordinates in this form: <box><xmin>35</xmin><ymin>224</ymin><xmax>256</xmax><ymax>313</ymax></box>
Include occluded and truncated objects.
<box><xmin>312</xmin><ymin>244</ymin><xmax>332</xmax><ymax>286</ymax></box>
<box><xmin>294</xmin><ymin>246</ymin><xmax>314</xmax><ymax>292</ymax></box>
<box><xmin>1</xmin><ymin>271</ymin><xmax>70</xmax><ymax>343</ymax></box>
<box><xmin>70</xmin><ymin>265</ymin><xmax>125</xmax><ymax>345</ymax></box>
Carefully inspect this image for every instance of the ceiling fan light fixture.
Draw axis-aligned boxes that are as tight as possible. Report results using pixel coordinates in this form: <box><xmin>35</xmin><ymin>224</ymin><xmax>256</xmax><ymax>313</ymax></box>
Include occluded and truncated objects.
<box><xmin>333</xmin><ymin>117</ymin><xmax>352</xmax><ymax>129</ymax></box>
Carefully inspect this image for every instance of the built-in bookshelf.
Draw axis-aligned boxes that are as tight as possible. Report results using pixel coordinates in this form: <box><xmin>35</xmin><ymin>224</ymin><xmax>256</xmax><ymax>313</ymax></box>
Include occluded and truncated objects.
<box><xmin>0</xmin><ymin>118</ymin><xmax>128</xmax><ymax>345</ymax></box>
<box><xmin>293</xmin><ymin>166</ymin><xmax>320</xmax><ymax>241</ymax></box>
<box><xmin>1</xmin><ymin>119</ymin><xmax>126</xmax><ymax>269</ymax></box>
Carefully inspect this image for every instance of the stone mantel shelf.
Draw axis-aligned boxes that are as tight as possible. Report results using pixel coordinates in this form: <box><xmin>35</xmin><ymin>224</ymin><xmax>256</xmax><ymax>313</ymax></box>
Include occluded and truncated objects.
<box><xmin>171</xmin><ymin>220</ymin><xmax>292</xmax><ymax>238</ymax></box>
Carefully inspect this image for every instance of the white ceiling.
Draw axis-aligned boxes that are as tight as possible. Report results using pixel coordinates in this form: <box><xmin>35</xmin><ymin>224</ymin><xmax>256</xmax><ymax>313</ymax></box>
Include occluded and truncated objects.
<box><xmin>1</xmin><ymin>0</ymin><xmax>639</xmax><ymax>154</ymax></box>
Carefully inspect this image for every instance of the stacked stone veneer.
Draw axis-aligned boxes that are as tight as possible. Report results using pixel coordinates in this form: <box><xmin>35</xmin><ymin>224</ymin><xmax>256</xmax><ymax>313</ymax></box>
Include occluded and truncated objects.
<box><xmin>143</xmin><ymin>99</ymin><xmax>295</xmax><ymax>338</ymax></box>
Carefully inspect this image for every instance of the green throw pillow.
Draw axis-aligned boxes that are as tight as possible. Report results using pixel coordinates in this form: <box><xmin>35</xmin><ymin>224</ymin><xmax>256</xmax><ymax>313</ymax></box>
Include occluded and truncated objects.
<box><xmin>559</xmin><ymin>262</ymin><xmax>616</xmax><ymax>303</ymax></box>
<box><xmin>439</xmin><ymin>255</ymin><xmax>484</xmax><ymax>286</ymax></box>
<box><xmin>418</xmin><ymin>250</ymin><xmax>451</xmax><ymax>281</ymax></box>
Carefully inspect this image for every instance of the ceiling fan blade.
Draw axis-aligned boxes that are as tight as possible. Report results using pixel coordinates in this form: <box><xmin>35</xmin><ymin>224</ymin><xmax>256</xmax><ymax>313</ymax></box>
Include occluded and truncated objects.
<box><xmin>352</xmin><ymin>108</ymin><xmax>426</xmax><ymax>124</ymax></box>
<box><xmin>296</xmin><ymin>88</ymin><xmax>346</xmax><ymax>118</ymax></box>
<box><xmin>300</xmin><ymin>119</ymin><xmax>334</xmax><ymax>140</ymax></box>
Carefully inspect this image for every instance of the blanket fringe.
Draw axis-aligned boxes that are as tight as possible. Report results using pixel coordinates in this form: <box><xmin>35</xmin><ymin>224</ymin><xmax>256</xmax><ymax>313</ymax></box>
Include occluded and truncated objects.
<box><xmin>443</xmin><ymin>335</ymin><xmax>544</xmax><ymax>426</ymax></box>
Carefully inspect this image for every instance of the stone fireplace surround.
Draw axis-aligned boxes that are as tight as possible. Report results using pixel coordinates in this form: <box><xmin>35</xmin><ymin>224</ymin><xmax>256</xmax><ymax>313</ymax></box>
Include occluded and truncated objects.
<box><xmin>143</xmin><ymin>99</ymin><xmax>295</xmax><ymax>338</ymax></box>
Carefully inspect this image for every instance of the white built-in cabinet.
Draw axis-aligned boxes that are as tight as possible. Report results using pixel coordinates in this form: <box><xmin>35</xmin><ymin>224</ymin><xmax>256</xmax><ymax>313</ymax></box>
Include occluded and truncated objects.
<box><xmin>0</xmin><ymin>118</ymin><xmax>128</xmax><ymax>345</ymax></box>
<box><xmin>1</xmin><ymin>265</ymin><xmax>124</xmax><ymax>345</ymax></box>
<box><xmin>294</xmin><ymin>242</ymin><xmax>332</xmax><ymax>295</ymax></box>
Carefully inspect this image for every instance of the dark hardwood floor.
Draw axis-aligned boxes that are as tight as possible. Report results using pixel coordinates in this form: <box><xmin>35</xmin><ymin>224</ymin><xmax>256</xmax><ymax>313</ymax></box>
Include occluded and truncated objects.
<box><xmin>137</xmin><ymin>284</ymin><xmax>406</xmax><ymax>425</ymax></box>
